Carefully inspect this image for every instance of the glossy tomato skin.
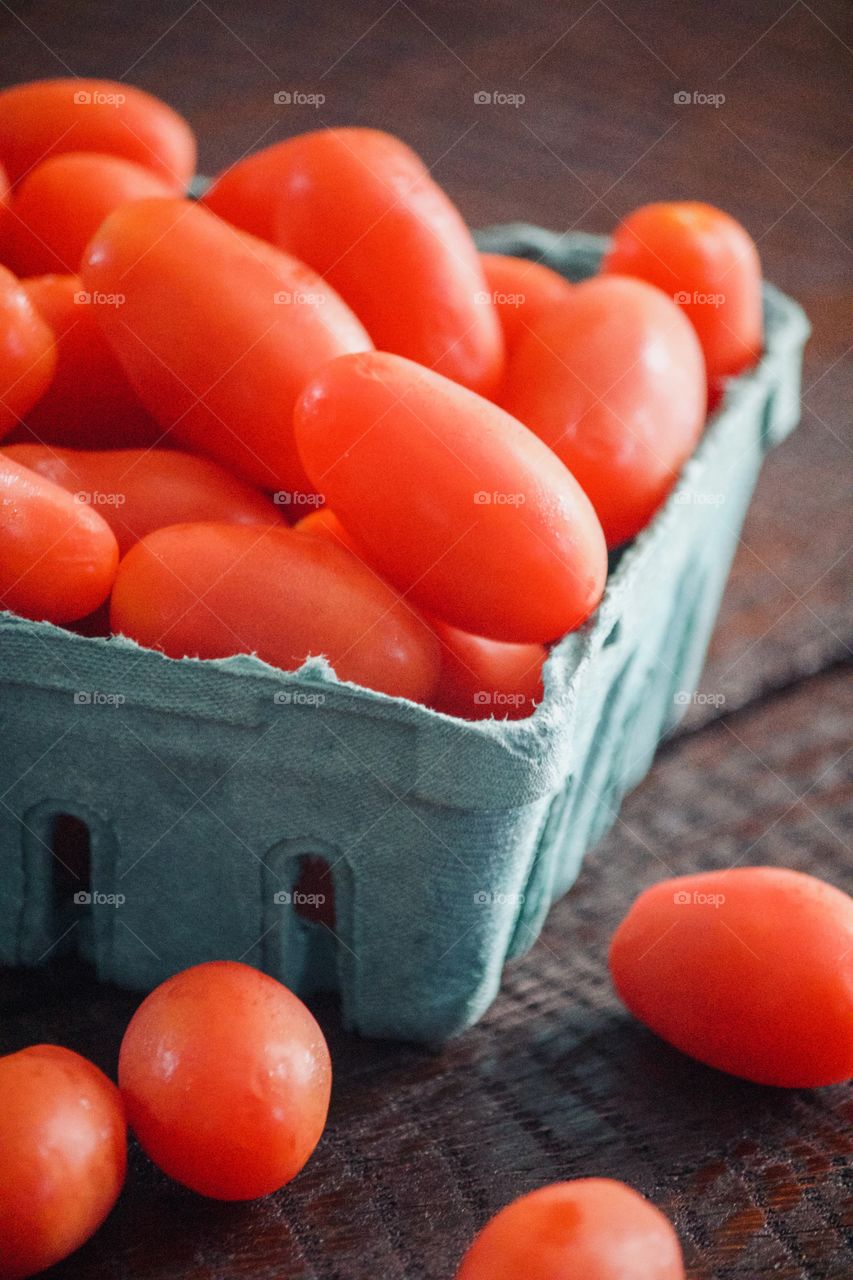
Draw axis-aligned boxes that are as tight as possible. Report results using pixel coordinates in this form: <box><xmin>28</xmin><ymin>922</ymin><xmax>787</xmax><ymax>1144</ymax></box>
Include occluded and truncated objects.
<box><xmin>110</xmin><ymin>522</ymin><xmax>441</xmax><ymax>702</ymax></box>
<box><xmin>0</xmin><ymin>1044</ymin><xmax>126</xmax><ymax>1280</ymax></box>
<box><xmin>480</xmin><ymin>252</ymin><xmax>574</xmax><ymax>353</ymax></box>
<box><xmin>295</xmin><ymin>351</ymin><xmax>607</xmax><ymax>643</ymax></box>
<box><xmin>0</xmin><ymin>453</ymin><xmax>119</xmax><ymax>621</ymax></box>
<box><xmin>609</xmin><ymin>868</ymin><xmax>853</xmax><ymax>1087</ymax></box>
<box><xmin>0</xmin><ymin>78</ymin><xmax>195</xmax><ymax>189</ymax></box>
<box><xmin>602</xmin><ymin>201</ymin><xmax>762</xmax><ymax>381</ymax></box>
<box><xmin>5</xmin><ymin>444</ymin><xmax>284</xmax><ymax>555</ymax></box>
<box><xmin>203</xmin><ymin>129</ymin><xmax>505</xmax><ymax>397</ymax></box>
<box><xmin>14</xmin><ymin>274</ymin><xmax>161</xmax><ymax>448</ymax></box>
<box><xmin>502</xmin><ymin>275</ymin><xmax>707</xmax><ymax>547</ymax></box>
<box><xmin>456</xmin><ymin>1179</ymin><xmax>684</xmax><ymax>1280</ymax></box>
<box><xmin>82</xmin><ymin>198</ymin><xmax>371</xmax><ymax>493</ymax></box>
<box><xmin>0</xmin><ymin>264</ymin><xmax>56</xmax><ymax>439</ymax></box>
<box><xmin>118</xmin><ymin>961</ymin><xmax>331</xmax><ymax>1201</ymax></box>
<box><xmin>430</xmin><ymin>619</ymin><xmax>546</xmax><ymax>720</ymax></box>
<box><xmin>8</xmin><ymin>152</ymin><xmax>175</xmax><ymax>276</ymax></box>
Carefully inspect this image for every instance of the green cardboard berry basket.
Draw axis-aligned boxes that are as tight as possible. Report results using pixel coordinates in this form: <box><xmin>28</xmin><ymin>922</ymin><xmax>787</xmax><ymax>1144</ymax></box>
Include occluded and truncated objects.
<box><xmin>0</xmin><ymin>227</ymin><xmax>809</xmax><ymax>1041</ymax></box>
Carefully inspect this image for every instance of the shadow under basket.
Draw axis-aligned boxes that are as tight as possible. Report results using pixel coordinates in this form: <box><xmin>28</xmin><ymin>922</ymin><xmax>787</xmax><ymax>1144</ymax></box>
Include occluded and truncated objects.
<box><xmin>0</xmin><ymin>228</ymin><xmax>809</xmax><ymax>1042</ymax></box>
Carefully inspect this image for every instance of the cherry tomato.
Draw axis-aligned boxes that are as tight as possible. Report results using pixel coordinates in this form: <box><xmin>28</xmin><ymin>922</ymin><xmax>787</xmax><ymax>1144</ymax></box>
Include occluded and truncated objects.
<box><xmin>295</xmin><ymin>351</ymin><xmax>607</xmax><ymax>643</ymax></box>
<box><xmin>82</xmin><ymin>198</ymin><xmax>371</xmax><ymax>493</ymax></box>
<box><xmin>13</xmin><ymin>274</ymin><xmax>160</xmax><ymax>448</ymax></box>
<box><xmin>203</xmin><ymin>128</ymin><xmax>505</xmax><ymax>397</ymax></box>
<box><xmin>294</xmin><ymin>506</ymin><xmax>357</xmax><ymax>549</ymax></box>
<box><xmin>610</xmin><ymin>868</ymin><xmax>853</xmax><ymax>1088</ymax></box>
<box><xmin>602</xmin><ymin>201</ymin><xmax>762</xmax><ymax>381</ymax></box>
<box><xmin>0</xmin><ymin>78</ymin><xmax>195</xmax><ymax>190</ymax></box>
<box><xmin>430</xmin><ymin>620</ymin><xmax>545</xmax><ymax>720</ymax></box>
<box><xmin>118</xmin><ymin>961</ymin><xmax>331</xmax><ymax>1200</ymax></box>
<box><xmin>0</xmin><ymin>264</ymin><xmax>55</xmax><ymax>440</ymax></box>
<box><xmin>4</xmin><ymin>444</ymin><xmax>284</xmax><ymax>555</ymax></box>
<box><xmin>0</xmin><ymin>160</ymin><xmax>10</xmax><ymax>260</ymax></box>
<box><xmin>480</xmin><ymin>252</ymin><xmax>574</xmax><ymax>353</ymax></box>
<box><xmin>7</xmin><ymin>152</ymin><xmax>175</xmax><ymax>276</ymax></box>
<box><xmin>110</xmin><ymin>522</ymin><xmax>440</xmax><ymax>701</ymax></box>
<box><xmin>456</xmin><ymin>1179</ymin><xmax>684</xmax><ymax>1280</ymax></box>
<box><xmin>501</xmin><ymin>276</ymin><xmax>707</xmax><ymax>547</ymax></box>
<box><xmin>0</xmin><ymin>452</ymin><xmax>118</xmax><ymax>621</ymax></box>
<box><xmin>0</xmin><ymin>1044</ymin><xmax>126</xmax><ymax>1280</ymax></box>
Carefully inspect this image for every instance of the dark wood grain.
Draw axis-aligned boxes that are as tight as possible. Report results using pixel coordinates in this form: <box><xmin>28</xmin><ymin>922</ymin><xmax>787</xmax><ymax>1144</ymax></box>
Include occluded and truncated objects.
<box><xmin>0</xmin><ymin>2</ymin><xmax>851</xmax><ymax>1277</ymax></box>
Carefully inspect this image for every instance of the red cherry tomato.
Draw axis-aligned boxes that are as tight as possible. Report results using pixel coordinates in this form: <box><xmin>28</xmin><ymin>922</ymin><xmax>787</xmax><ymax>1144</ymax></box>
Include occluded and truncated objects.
<box><xmin>609</xmin><ymin>867</ymin><xmax>853</xmax><ymax>1088</ymax></box>
<box><xmin>602</xmin><ymin>201</ymin><xmax>763</xmax><ymax>381</ymax></box>
<box><xmin>0</xmin><ymin>264</ymin><xmax>55</xmax><ymax>440</ymax></box>
<box><xmin>118</xmin><ymin>961</ymin><xmax>331</xmax><ymax>1200</ymax></box>
<box><xmin>203</xmin><ymin>128</ymin><xmax>505</xmax><ymax>397</ymax></box>
<box><xmin>0</xmin><ymin>78</ymin><xmax>195</xmax><ymax>190</ymax></box>
<box><xmin>110</xmin><ymin>522</ymin><xmax>441</xmax><ymax>701</ymax></box>
<box><xmin>7</xmin><ymin>152</ymin><xmax>175</xmax><ymax>276</ymax></box>
<box><xmin>4</xmin><ymin>444</ymin><xmax>284</xmax><ymax>555</ymax></box>
<box><xmin>295</xmin><ymin>351</ymin><xmax>607</xmax><ymax>643</ymax></box>
<box><xmin>456</xmin><ymin>1179</ymin><xmax>684</xmax><ymax>1280</ymax></box>
<box><xmin>294</xmin><ymin>506</ymin><xmax>357</xmax><ymax>550</ymax></box>
<box><xmin>0</xmin><ymin>1044</ymin><xmax>126</xmax><ymax>1280</ymax></box>
<box><xmin>0</xmin><ymin>452</ymin><xmax>118</xmax><ymax>621</ymax></box>
<box><xmin>430</xmin><ymin>620</ymin><xmax>545</xmax><ymax>720</ymax></box>
<box><xmin>480</xmin><ymin>252</ymin><xmax>574</xmax><ymax>353</ymax></box>
<box><xmin>501</xmin><ymin>275</ymin><xmax>707</xmax><ymax>547</ymax></box>
<box><xmin>13</xmin><ymin>274</ymin><xmax>160</xmax><ymax>448</ymax></box>
<box><xmin>82</xmin><ymin>198</ymin><xmax>371</xmax><ymax>493</ymax></box>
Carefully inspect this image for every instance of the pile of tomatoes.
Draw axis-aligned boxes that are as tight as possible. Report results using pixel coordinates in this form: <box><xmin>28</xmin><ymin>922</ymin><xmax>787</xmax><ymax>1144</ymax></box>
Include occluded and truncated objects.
<box><xmin>2</xmin><ymin>865</ymin><xmax>851</xmax><ymax>1279</ymax></box>
<box><xmin>0</xmin><ymin>78</ymin><xmax>764</xmax><ymax>720</ymax></box>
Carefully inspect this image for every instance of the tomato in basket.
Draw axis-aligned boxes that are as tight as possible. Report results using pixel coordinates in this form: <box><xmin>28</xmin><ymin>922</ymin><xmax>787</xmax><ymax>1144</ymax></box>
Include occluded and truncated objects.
<box><xmin>501</xmin><ymin>275</ymin><xmax>707</xmax><ymax>547</ymax></box>
<box><xmin>4</xmin><ymin>444</ymin><xmax>284</xmax><ymax>555</ymax></box>
<box><xmin>7</xmin><ymin>152</ymin><xmax>176</xmax><ymax>276</ymax></box>
<box><xmin>602</xmin><ymin>201</ymin><xmax>762</xmax><ymax>381</ymax></box>
<box><xmin>0</xmin><ymin>1045</ymin><xmax>126</xmax><ymax>1280</ymax></box>
<box><xmin>0</xmin><ymin>78</ymin><xmax>196</xmax><ymax>190</ymax></box>
<box><xmin>203</xmin><ymin>128</ymin><xmax>505</xmax><ymax>397</ymax></box>
<box><xmin>479</xmin><ymin>251</ymin><xmax>574</xmax><ymax>353</ymax></box>
<box><xmin>13</xmin><ymin>274</ymin><xmax>161</xmax><ymax>448</ymax></box>
<box><xmin>295</xmin><ymin>351</ymin><xmax>607</xmax><ymax>644</ymax></box>
<box><xmin>0</xmin><ymin>264</ymin><xmax>56</xmax><ymax>440</ymax></box>
<box><xmin>110</xmin><ymin>522</ymin><xmax>441</xmax><ymax>702</ymax></box>
<box><xmin>81</xmin><ymin>198</ymin><xmax>372</xmax><ymax>494</ymax></box>
<box><xmin>0</xmin><ymin>452</ymin><xmax>118</xmax><ymax>622</ymax></box>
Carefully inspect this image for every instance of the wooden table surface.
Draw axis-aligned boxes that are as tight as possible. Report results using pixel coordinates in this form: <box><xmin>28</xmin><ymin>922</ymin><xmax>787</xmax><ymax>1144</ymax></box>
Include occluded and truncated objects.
<box><xmin>1</xmin><ymin>2</ymin><xmax>851</xmax><ymax>1277</ymax></box>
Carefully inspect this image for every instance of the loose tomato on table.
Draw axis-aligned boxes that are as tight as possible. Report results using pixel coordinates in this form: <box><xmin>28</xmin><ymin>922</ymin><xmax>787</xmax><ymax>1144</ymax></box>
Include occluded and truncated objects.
<box><xmin>609</xmin><ymin>867</ymin><xmax>853</xmax><ymax>1088</ymax></box>
<box><xmin>0</xmin><ymin>1044</ymin><xmax>126</xmax><ymax>1280</ymax></box>
<box><xmin>0</xmin><ymin>452</ymin><xmax>118</xmax><ymax>623</ymax></box>
<box><xmin>13</xmin><ymin>274</ymin><xmax>161</xmax><ymax>448</ymax></box>
<box><xmin>5</xmin><ymin>444</ymin><xmax>285</xmax><ymax>555</ymax></box>
<box><xmin>602</xmin><ymin>201</ymin><xmax>763</xmax><ymax>381</ymax></box>
<box><xmin>7</xmin><ymin>152</ymin><xmax>176</xmax><ymax>277</ymax></box>
<box><xmin>0</xmin><ymin>264</ymin><xmax>56</xmax><ymax>440</ymax></box>
<box><xmin>501</xmin><ymin>275</ymin><xmax>707</xmax><ymax>547</ymax></box>
<box><xmin>110</xmin><ymin>522</ymin><xmax>441</xmax><ymax>701</ymax></box>
<box><xmin>118</xmin><ymin>961</ymin><xmax>331</xmax><ymax>1201</ymax></box>
<box><xmin>295</xmin><ymin>351</ymin><xmax>607</xmax><ymax>644</ymax></box>
<box><xmin>456</xmin><ymin>1179</ymin><xmax>684</xmax><ymax>1280</ymax></box>
<box><xmin>0</xmin><ymin>78</ymin><xmax>196</xmax><ymax>190</ymax></box>
<box><xmin>82</xmin><ymin>198</ymin><xmax>372</xmax><ymax>494</ymax></box>
<box><xmin>202</xmin><ymin>128</ymin><xmax>505</xmax><ymax>397</ymax></box>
